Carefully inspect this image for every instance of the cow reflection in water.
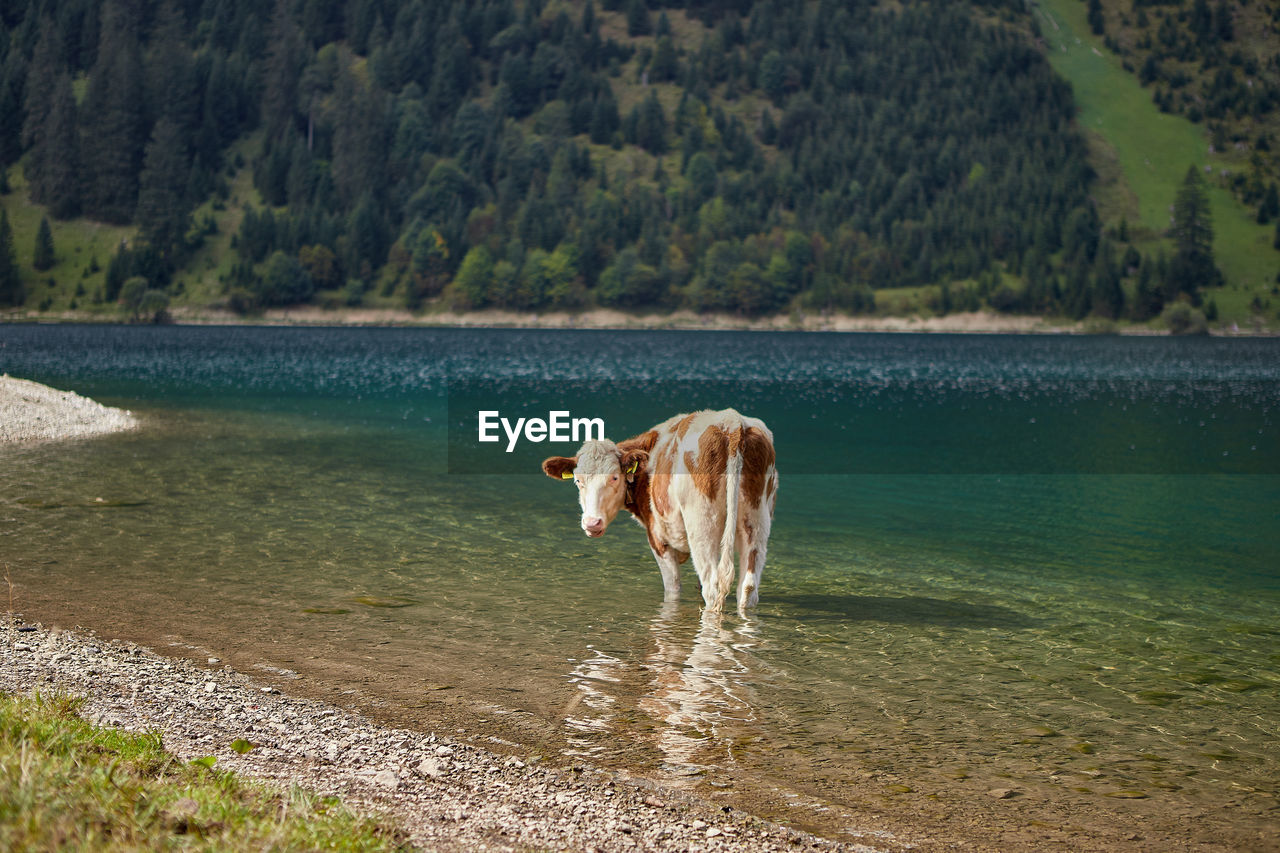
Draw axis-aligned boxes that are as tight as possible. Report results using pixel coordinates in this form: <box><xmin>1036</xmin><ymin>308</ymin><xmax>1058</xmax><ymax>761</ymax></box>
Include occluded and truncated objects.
<box><xmin>564</xmin><ymin>601</ymin><xmax>764</xmax><ymax>777</ymax></box>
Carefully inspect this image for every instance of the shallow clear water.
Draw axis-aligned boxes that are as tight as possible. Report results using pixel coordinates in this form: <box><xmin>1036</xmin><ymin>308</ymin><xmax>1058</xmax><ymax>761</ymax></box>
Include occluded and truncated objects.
<box><xmin>2</xmin><ymin>326</ymin><xmax>1277</xmax><ymax>846</ymax></box>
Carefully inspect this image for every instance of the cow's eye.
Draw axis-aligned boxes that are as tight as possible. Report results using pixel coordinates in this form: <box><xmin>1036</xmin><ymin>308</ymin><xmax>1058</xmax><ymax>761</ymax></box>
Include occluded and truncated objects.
<box><xmin>612</xmin><ymin>475</ymin><xmax>618</xmax><ymax>481</ymax></box>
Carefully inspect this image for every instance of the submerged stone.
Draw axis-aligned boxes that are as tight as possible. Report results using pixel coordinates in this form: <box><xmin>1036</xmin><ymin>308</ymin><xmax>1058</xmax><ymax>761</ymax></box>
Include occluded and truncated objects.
<box><xmin>1022</xmin><ymin>726</ymin><xmax>1059</xmax><ymax>738</ymax></box>
<box><xmin>1134</xmin><ymin>690</ymin><xmax>1181</xmax><ymax>707</ymax></box>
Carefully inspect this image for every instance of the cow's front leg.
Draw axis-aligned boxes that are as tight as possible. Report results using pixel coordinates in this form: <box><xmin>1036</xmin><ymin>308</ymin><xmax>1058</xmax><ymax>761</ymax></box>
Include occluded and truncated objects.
<box><xmin>651</xmin><ymin>546</ymin><xmax>681</xmax><ymax>600</ymax></box>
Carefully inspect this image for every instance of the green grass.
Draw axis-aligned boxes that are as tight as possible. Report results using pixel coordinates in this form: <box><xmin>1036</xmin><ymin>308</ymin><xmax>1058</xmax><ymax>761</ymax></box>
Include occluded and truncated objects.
<box><xmin>1035</xmin><ymin>0</ymin><xmax>1280</xmax><ymax>320</ymax></box>
<box><xmin>1</xmin><ymin>134</ymin><xmax>267</xmax><ymax>318</ymax></box>
<box><xmin>872</xmin><ymin>285</ymin><xmax>930</xmax><ymax>316</ymax></box>
<box><xmin>1</xmin><ymin>168</ymin><xmax>134</xmax><ymax>317</ymax></box>
<box><xmin>180</xmin><ymin>136</ymin><xmax>265</xmax><ymax>306</ymax></box>
<box><xmin>0</xmin><ymin>690</ymin><xmax>407</xmax><ymax>851</ymax></box>
<box><xmin>1086</xmin><ymin>0</ymin><xmax>1280</xmax><ymax>180</ymax></box>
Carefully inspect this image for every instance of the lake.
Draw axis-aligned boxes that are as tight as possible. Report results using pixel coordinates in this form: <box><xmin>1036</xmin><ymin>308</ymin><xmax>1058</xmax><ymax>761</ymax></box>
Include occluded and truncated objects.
<box><xmin>1</xmin><ymin>325</ymin><xmax>1277</xmax><ymax>849</ymax></box>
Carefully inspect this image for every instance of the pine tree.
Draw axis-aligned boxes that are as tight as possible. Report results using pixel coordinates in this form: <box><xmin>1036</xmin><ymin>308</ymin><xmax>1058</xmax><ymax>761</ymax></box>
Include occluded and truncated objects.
<box><xmin>346</xmin><ymin>192</ymin><xmax>390</xmax><ymax>279</ymax></box>
<box><xmin>1190</xmin><ymin>0</ymin><xmax>1214</xmax><ymax>43</ymax></box>
<box><xmin>197</xmin><ymin>54</ymin><xmax>240</xmax><ymax>161</ymax></box>
<box><xmin>331</xmin><ymin>68</ymin><xmax>390</xmax><ymax>207</ymax></box>
<box><xmin>1213</xmin><ymin>0</ymin><xmax>1233</xmax><ymax>42</ymax></box>
<box><xmin>1131</xmin><ymin>257</ymin><xmax>1163</xmax><ymax>321</ymax></box>
<box><xmin>0</xmin><ymin>61</ymin><xmax>21</xmax><ymax>170</ymax></box>
<box><xmin>759</xmin><ymin>108</ymin><xmax>777</xmax><ymax>145</ymax></box>
<box><xmin>261</xmin><ymin>0</ymin><xmax>306</xmax><ymax>143</ymax></box>
<box><xmin>136</xmin><ymin>117</ymin><xmax>191</xmax><ymax>262</ymax></box>
<box><xmin>1087</xmin><ymin>0</ymin><xmax>1104</xmax><ymax>35</ymax></box>
<box><xmin>635</xmin><ymin>90</ymin><xmax>667</xmax><ymax>154</ymax></box>
<box><xmin>21</xmin><ymin>18</ymin><xmax>63</xmax><ymax>206</ymax></box>
<box><xmin>1065</xmin><ymin>261</ymin><xmax>1092</xmax><ymax>319</ymax></box>
<box><xmin>43</xmin><ymin>74</ymin><xmax>81</xmax><ymax>219</ymax></box>
<box><xmin>627</xmin><ymin>0</ymin><xmax>651</xmax><ymax>37</ymax></box>
<box><xmin>1168</xmin><ymin>165</ymin><xmax>1223</xmax><ymax>295</ymax></box>
<box><xmin>147</xmin><ymin>1</ymin><xmax>196</xmax><ymax>135</ymax></box>
<box><xmin>81</xmin><ymin>1</ymin><xmax>147</xmax><ymax>224</ymax></box>
<box><xmin>589</xmin><ymin>92</ymin><xmax>620</xmax><ymax>144</ymax></box>
<box><xmin>649</xmin><ymin>35</ymin><xmax>678</xmax><ymax>82</ymax></box>
<box><xmin>449</xmin><ymin>245</ymin><xmax>494</xmax><ymax>309</ymax></box>
<box><xmin>32</xmin><ymin>216</ymin><xmax>55</xmax><ymax>271</ymax></box>
<box><xmin>0</xmin><ymin>207</ymin><xmax>23</xmax><ymax>307</ymax></box>
<box><xmin>759</xmin><ymin>50</ymin><xmax>786</xmax><ymax>104</ymax></box>
<box><xmin>1257</xmin><ymin>183</ymin><xmax>1279</xmax><ymax>225</ymax></box>
<box><xmin>1091</xmin><ymin>243</ymin><xmax>1124</xmax><ymax>319</ymax></box>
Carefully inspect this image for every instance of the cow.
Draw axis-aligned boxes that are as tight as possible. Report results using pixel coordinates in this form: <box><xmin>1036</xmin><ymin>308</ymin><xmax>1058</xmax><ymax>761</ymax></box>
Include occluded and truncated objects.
<box><xmin>541</xmin><ymin>408</ymin><xmax>778</xmax><ymax>613</ymax></box>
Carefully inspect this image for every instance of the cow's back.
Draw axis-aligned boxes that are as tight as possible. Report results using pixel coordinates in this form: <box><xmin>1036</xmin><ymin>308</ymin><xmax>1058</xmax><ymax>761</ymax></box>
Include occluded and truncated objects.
<box><xmin>644</xmin><ymin>407</ymin><xmax>774</xmax><ymax>529</ymax></box>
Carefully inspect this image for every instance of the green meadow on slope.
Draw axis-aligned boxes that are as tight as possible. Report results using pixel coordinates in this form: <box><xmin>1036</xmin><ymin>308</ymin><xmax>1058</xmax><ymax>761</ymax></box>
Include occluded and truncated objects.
<box><xmin>1035</xmin><ymin>0</ymin><xmax>1279</xmax><ymax>324</ymax></box>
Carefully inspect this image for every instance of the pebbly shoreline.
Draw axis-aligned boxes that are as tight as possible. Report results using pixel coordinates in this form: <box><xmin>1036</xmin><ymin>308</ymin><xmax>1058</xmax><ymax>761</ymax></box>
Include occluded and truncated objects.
<box><xmin>0</xmin><ymin>375</ymin><xmax>138</xmax><ymax>444</ymax></box>
<box><xmin>1</xmin><ymin>615</ymin><xmax>896</xmax><ymax>853</ymax></box>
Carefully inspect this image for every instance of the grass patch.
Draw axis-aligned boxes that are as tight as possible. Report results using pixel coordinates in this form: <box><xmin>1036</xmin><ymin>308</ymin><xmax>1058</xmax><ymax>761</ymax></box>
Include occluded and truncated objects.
<box><xmin>181</xmin><ymin>135</ymin><xmax>265</xmax><ymax>306</ymax></box>
<box><xmin>0</xmin><ymin>690</ymin><xmax>407</xmax><ymax>851</ymax></box>
<box><xmin>0</xmin><ymin>166</ymin><xmax>133</xmax><ymax>316</ymax></box>
<box><xmin>0</xmin><ymin>134</ymin><xmax>263</xmax><ymax>318</ymax></box>
<box><xmin>1035</xmin><ymin>0</ymin><xmax>1280</xmax><ymax>311</ymax></box>
<box><xmin>872</xmin><ymin>285</ymin><xmax>931</xmax><ymax>316</ymax></box>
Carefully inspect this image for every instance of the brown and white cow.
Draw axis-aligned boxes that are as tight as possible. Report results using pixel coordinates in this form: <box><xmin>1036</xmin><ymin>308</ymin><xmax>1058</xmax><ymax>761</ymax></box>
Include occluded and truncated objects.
<box><xmin>542</xmin><ymin>409</ymin><xmax>778</xmax><ymax>613</ymax></box>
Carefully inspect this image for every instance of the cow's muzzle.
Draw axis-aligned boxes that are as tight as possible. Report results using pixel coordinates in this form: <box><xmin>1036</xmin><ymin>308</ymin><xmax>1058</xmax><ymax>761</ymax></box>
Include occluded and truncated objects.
<box><xmin>583</xmin><ymin>517</ymin><xmax>605</xmax><ymax>537</ymax></box>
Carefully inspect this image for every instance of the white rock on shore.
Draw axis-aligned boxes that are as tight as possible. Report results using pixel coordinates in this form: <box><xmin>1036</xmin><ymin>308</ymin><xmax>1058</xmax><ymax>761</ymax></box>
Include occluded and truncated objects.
<box><xmin>1</xmin><ymin>616</ymin><xmax>895</xmax><ymax>853</ymax></box>
<box><xmin>0</xmin><ymin>375</ymin><xmax>138</xmax><ymax>444</ymax></box>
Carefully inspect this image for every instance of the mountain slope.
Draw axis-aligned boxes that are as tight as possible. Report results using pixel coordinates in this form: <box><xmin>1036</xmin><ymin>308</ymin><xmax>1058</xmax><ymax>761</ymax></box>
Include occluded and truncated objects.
<box><xmin>0</xmin><ymin>0</ymin><xmax>1272</xmax><ymax>327</ymax></box>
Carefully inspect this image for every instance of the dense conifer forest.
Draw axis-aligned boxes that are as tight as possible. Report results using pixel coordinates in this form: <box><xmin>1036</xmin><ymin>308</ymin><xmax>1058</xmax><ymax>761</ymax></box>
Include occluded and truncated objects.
<box><xmin>0</xmin><ymin>0</ymin><xmax>1267</xmax><ymax>322</ymax></box>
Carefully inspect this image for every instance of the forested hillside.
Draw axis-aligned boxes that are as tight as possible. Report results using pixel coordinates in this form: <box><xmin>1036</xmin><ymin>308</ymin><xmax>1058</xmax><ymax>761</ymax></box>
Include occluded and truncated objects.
<box><xmin>0</xmin><ymin>0</ymin><xmax>1264</xmax><ymax>323</ymax></box>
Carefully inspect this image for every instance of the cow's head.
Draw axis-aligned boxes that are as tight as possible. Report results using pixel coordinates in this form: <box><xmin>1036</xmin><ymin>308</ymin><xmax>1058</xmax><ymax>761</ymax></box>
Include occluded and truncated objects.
<box><xmin>542</xmin><ymin>440</ymin><xmax>649</xmax><ymax>538</ymax></box>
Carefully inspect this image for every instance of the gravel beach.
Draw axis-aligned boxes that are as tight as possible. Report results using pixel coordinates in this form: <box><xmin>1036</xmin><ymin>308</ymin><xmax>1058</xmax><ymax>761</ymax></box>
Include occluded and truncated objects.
<box><xmin>0</xmin><ymin>375</ymin><xmax>138</xmax><ymax>443</ymax></box>
<box><xmin>0</xmin><ymin>616</ymin><xmax>893</xmax><ymax>852</ymax></box>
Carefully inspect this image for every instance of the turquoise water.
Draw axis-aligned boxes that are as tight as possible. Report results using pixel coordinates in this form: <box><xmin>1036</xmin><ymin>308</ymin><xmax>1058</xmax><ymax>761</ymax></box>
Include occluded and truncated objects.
<box><xmin>1</xmin><ymin>326</ymin><xmax>1277</xmax><ymax>846</ymax></box>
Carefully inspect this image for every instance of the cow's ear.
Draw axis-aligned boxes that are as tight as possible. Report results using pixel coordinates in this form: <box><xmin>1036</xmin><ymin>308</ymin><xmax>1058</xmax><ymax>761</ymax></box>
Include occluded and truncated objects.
<box><xmin>620</xmin><ymin>449</ymin><xmax>649</xmax><ymax>483</ymax></box>
<box><xmin>542</xmin><ymin>456</ymin><xmax>577</xmax><ymax>481</ymax></box>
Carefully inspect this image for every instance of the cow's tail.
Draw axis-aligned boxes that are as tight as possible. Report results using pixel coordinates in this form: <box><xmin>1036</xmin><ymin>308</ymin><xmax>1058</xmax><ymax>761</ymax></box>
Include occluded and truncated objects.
<box><xmin>716</xmin><ymin>431</ymin><xmax>744</xmax><ymax>605</ymax></box>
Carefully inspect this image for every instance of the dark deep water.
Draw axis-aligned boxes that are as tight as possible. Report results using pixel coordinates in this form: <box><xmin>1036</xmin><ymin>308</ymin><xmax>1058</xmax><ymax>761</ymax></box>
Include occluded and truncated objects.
<box><xmin>2</xmin><ymin>325</ymin><xmax>1277</xmax><ymax>847</ymax></box>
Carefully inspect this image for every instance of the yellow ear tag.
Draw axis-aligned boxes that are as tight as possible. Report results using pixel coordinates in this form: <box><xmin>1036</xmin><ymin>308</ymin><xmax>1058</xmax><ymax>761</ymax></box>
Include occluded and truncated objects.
<box><xmin>626</xmin><ymin>460</ymin><xmax>639</xmax><ymax>475</ymax></box>
<box><xmin>561</xmin><ymin>471</ymin><xmax>574</xmax><ymax>479</ymax></box>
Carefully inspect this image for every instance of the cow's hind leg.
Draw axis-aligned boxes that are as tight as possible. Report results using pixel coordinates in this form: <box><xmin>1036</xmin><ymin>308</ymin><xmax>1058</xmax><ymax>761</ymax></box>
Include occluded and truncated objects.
<box><xmin>736</xmin><ymin>538</ymin><xmax>767</xmax><ymax>612</ymax></box>
<box><xmin>689</xmin><ymin>536</ymin><xmax>731</xmax><ymax>612</ymax></box>
<box><xmin>736</xmin><ymin>509</ymin><xmax>773</xmax><ymax>612</ymax></box>
<box><xmin>651</xmin><ymin>546</ymin><xmax>682</xmax><ymax>601</ymax></box>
